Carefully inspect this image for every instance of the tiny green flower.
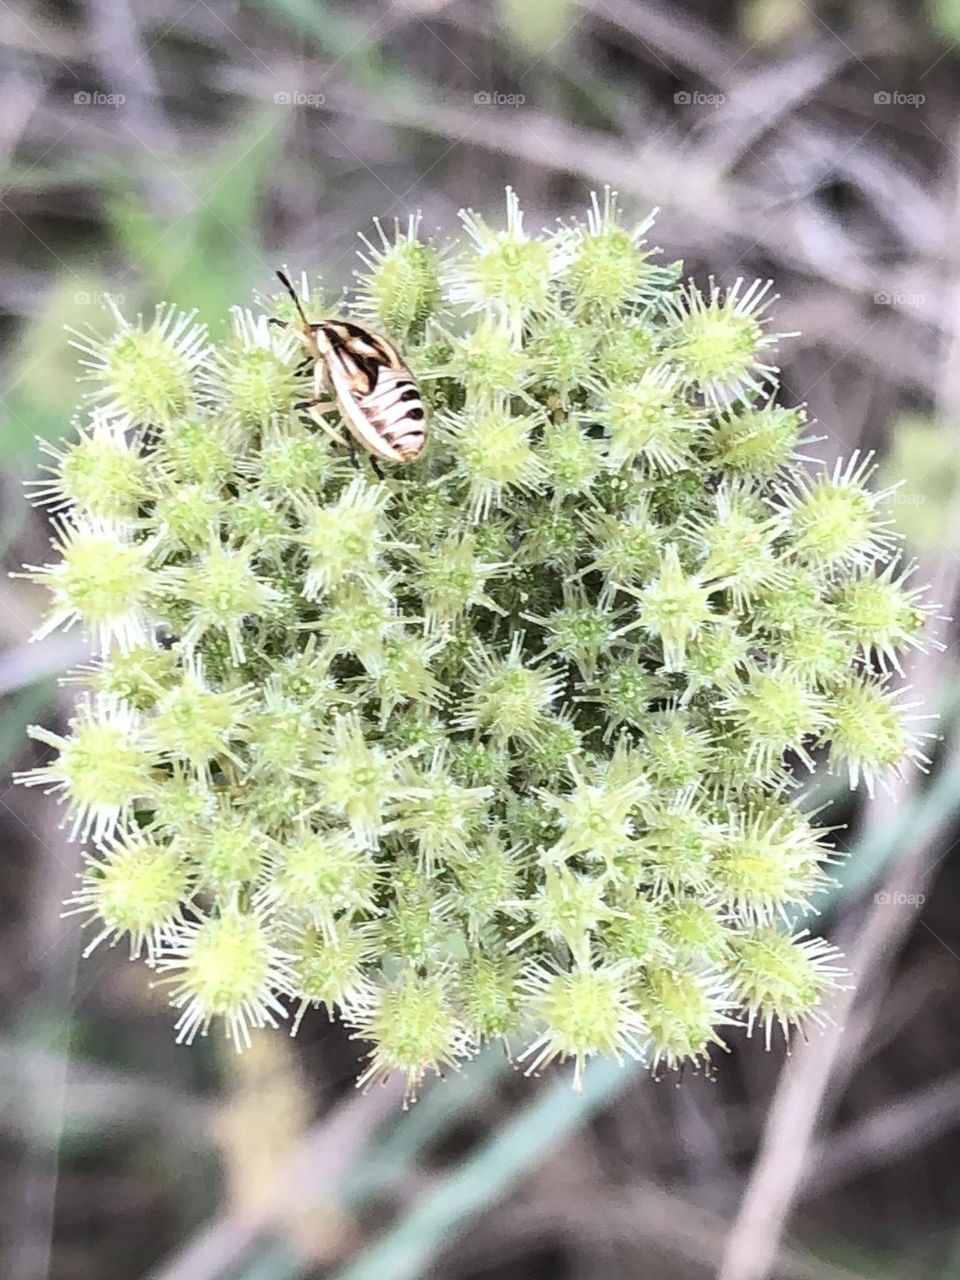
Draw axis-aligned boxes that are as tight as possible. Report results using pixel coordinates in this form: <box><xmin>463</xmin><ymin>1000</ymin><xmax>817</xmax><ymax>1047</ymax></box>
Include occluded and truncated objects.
<box><xmin>730</xmin><ymin>928</ymin><xmax>846</xmax><ymax>1048</ymax></box>
<box><xmin>443</xmin><ymin>406</ymin><xmax>547</xmax><ymax>520</ymax></box>
<box><xmin>662</xmin><ymin>276</ymin><xmax>780</xmax><ymax>408</ymax></box>
<box><xmin>29</xmin><ymin>410</ymin><xmax>149</xmax><ymax>517</ymax></box>
<box><xmin>599</xmin><ymin>365</ymin><xmax>704</xmax><ymax>473</ymax></box>
<box><xmin>354</xmin><ymin>213</ymin><xmax>444</xmax><ymax>337</ymax></box>
<box><xmin>66</xmin><ymin>829</ymin><xmax>189</xmax><ymax>958</ymax></box>
<box><xmin>565</xmin><ymin>189</ymin><xmax>664</xmax><ymax>316</ymax></box>
<box><xmin>780</xmin><ymin>452</ymin><xmax>897</xmax><ymax>569</ymax></box>
<box><xmin>301</xmin><ymin>478</ymin><xmax>394</xmax><ymax>598</ymax></box>
<box><xmin>157</xmin><ymin>905</ymin><xmax>293</xmax><ymax>1049</ymax></box>
<box><xmin>68</xmin><ymin>299</ymin><xmax>208</xmax><ymax>425</ymax></box>
<box><xmin>637</xmin><ymin>967</ymin><xmax>736</xmax><ymax>1072</ymax></box>
<box><xmin>519</xmin><ymin>960</ymin><xmax>648</xmax><ymax>1090</ymax></box>
<box><xmin>823</xmin><ymin>676</ymin><xmax>930</xmax><ymax>795</ymax></box>
<box><xmin>24</xmin><ymin>516</ymin><xmax>161</xmax><ymax>654</ymax></box>
<box><xmin>457</xmin><ymin>634</ymin><xmax>563</xmax><ymax>743</ymax></box>
<box><xmin>454</xmin><ymin>187</ymin><xmax>574</xmax><ymax>327</ymax></box>
<box><xmin>617</xmin><ymin>544</ymin><xmax>715</xmax><ymax>671</ymax></box>
<box><xmin>354</xmin><ymin>968</ymin><xmax>467</xmax><ymax>1098</ymax></box>
<box><xmin>17</xmin><ymin>693</ymin><xmax>157</xmax><ymax>841</ymax></box>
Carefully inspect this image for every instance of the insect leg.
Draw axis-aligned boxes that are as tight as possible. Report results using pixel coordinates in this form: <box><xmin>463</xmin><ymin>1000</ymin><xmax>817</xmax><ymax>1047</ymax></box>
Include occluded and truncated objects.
<box><xmin>294</xmin><ymin>398</ymin><xmax>337</xmax><ymax>415</ymax></box>
<box><xmin>369</xmin><ymin>456</ymin><xmax>385</xmax><ymax>481</ymax></box>
<box><xmin>293</xmin><ymin>397</ymin><xmax>348</xmax><ymax>448</ymax></box>
<box><xmin>346</xmin><ymin>437</ymin><xmax>360</xmax><ymax>470</ymax></box>
<box><xmin>267</xmin><ymin>317</ymin><xmax>288</xmax><ymax>329</ymax></box>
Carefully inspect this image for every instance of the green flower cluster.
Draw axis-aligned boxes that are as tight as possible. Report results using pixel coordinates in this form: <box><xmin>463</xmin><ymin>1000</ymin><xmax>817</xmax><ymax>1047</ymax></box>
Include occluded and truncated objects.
<box><xmin>16</xmin><ymin>190</ymin><xmax>933</xmax><ymax>1094</ymax></box>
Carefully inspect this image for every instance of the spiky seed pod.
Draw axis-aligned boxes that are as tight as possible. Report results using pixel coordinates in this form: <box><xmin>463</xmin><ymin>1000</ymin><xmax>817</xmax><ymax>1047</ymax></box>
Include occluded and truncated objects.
<box><xmin>17</xmin><ymin>190</ymin><xmax>932</xmax><ymax>1091</ymax></box>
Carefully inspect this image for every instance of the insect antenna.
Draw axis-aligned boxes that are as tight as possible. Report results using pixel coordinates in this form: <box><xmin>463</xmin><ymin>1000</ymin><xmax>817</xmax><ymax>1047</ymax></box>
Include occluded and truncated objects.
<box><xmin>275</xmin><ymin>269</ymin><xmax>312</xmax><ymax>330</ymax></box>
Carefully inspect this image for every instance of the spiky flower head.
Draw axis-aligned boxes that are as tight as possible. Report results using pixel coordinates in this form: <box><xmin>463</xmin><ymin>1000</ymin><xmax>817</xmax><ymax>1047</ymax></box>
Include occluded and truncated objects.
<box><xmin>68</xmin><ymin>298</ymin><xmax>208</xmax><ymax>426</ymax></box>
<box><xmin>354</xmin><ymin>213</ymin><xmax>444</xmax><ymax>338</ymax></box>
<box><xmin>17</xmin><ymin>189</ymin><xmax>931</xmax><ymax>1085</ymax></box>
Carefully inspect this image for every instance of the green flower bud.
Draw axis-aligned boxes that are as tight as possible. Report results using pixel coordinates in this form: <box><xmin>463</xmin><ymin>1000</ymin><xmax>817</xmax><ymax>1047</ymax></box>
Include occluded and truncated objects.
<box><xmin>66</xmin><ymin>830</ymin><xmax>189</xmax><ymax>957</ymax></box>
<box><xmin>414</xmin><ymin>533</ymin><xmax>507</xmax><ymax>631</ymax></box>
<box><xmin>455</xmin><ymin>188</ymin><xmax>574</xmax><ymax>324</ymax></box>
<box><xmin>355</xmin><ymin>214</ymin><xmax>443</xmax><ymax>337</ymax></box>
<box><xmin>301</xmin><ymin>478</ymin><xmax>394</xmax><ymax>599</ymax></box>
<box><xmin>712</xmin><ymin>804</ymin><xmax>833</xmax><ymax>922</ymax></box>
<box><xmin>780</xmin><ymin>452</ymin><xmax>896</xmax><ymax>569</ymax></box>
<box><xmin>202</xmin><ymin>308</ymin><xmax>300</xmax><ymax>432</ymax></box>
<box><xmin>290</xmin><ymin>920</ymin><xmax>381</xmax><ymax>1027</ymax></box>
<box><xmin>640</xmin><ymin>709</ymin><xmax>715</xmax><ymax>790</ymax></box>
<box><xmin>660</xmin><ymin>900</ymin><xmax>731</xmax><ymax>964</ymax></box>
<box><xmin>270</xmin><ymin>825</ymin><xmax>378</xmax><ymax>925</ymax></box>
<box><xmin>175</xmin><ymin>542</ymin><xmax>280</xmax><ymax>663</ymax></box>
<box><xmin>565</xmin><ymin>189</ymin><xmax>663</xmax><ymax>315</ymax></box>
<box><xmin>458</xmin><ymin>634</ymin><xmax>562</xmax><ymax>743</ymax></box>
<box><xmin>823</xmin><ymin>676</ymin><xmax>929</xmax><ymax>795</ymax></box>
<box><xmin>541</xmin><ymin>761</ymin><xmax>646</xmax><ymax>875</ymax></box>
<box><xmin>83</xmin><ymin>644</ymin><xmax>178</xmax><ymax>709</ymax></box>
<box><xmin>153</xmin><ymin>483</ymin><xmax>222</xmax><ymax>552</ymax></box>
<box><xmin>24</xmin><ymin>516</ymin><xmax>161</xmax><ymax>654</ymax></box>
<box><xmin>150</xmin><ymin>656</ymin><xmax>250</xmax><ymax>772</ymax></box>
<box><xmin>159</xmin><ymin>417</ymin><xmax>236</xmax><ymax>485</ymax></box>
<box><xmin>831</xmin><ymin>561</ymin><xmax>933</xmax><ymax>672</ymax></box>
<box><xmin>193</xmin><ymin>806</ymin><xmax>269</xmax><ymax>891</ymax></box>
<box><xmin>617</xmin><ymin>544</ymin><xmax>715</xmax><ymax>671</ymax></box>
<box><xmin>451</xmin><ymin>314</ymin><xmax>532</xmax><ymax>402</ymax></box>
<box><xmin>709</xmin><ymin>402</ymin><xmax>808</xmax><ymax>477</ymax></box>
<box><xmin>311</xmin><ymin>714</ymin><xmax>403</xmax><ymax>846</ymax></box>
<box><xmin>443</xmin><ymin>407</ymin><xmax>547</xmax><ymax>520</ymax></box>
<box><xmin>69</xmin><ymin>299</ymin><xmax>208</xmax><ymax>425</ymax></box>
<box><xmin>510</xmin><ymin>865</ymin><xmax>617</xmax><ymax>965</ymax></box>
<box><xmin>637</xmin><ymin>967</ymin><xmax>735</xmax><ymax>1072</ymax></box>
<box><xmin>599</xmin><ymin>365</ymin><xmax>704</xmax><ymax>473</ymax></box>
<box><xmin>354</xmin><ymin>969</ymin><xmax>467</xmax><ymax>1098</ymax></box>
<box><xmin>459</xmin><ymin>951</ymin><xmax>521</xmax><ymax>1044</ymax></box>
<box><xmin>391</xmin><ymin>748</ymin><xmax>492</xmax><ymax>871</ymax></box>
<box><xmin>30</xmin><ymin>411</ymin><xmax>148</xmax><ymax>518</ymax></box>
<box><xmin>528</xmin><ymin>311</ymin><xmax>597</xmax><ymax>405</ymax></box>
<box><xmin>531</xmin><ymin>590</ymin><xmax>618</xmax><ymax>678</ymax></box>
<box><xmin>730</xmin><ymin>927</ymin><xmax>846</xmax><ymax>1047</ymax></box>
<box><xmin>724</xmin><ymin>665</ymin><xmax>828</xmax><ymax>773</ymax></box>
<box><xmin>158</xmin><ymin>905</ymin><xmax>293</xmax><ymax>1049</ymax></box>
<box><xmin>17</xmin><ymin>693</ymin><xmax>157</xmax><ymax>841</ymax></box>
<box><xmin>519</xmin><ymin>960</ymin><xmax>647</xmax><ymax>1090</ymax></box>
<box><xmin>640</xmin><ymin>797</ymin><xmax>718</xmax><ymax>894</ymax></box>
<box><xmin>540</xmin><ymin>418</ymin><xmax>603</xmax><ymax>496</ymax></box>
<box><xmin>662</xmin><ymin>277</ymin><xmax>779</xmax><ymax>408</ymax></box>
<box><xmin>453</xmin><ymin>834</ymin><xmax>525</xmax><ymax>939</ymax></box>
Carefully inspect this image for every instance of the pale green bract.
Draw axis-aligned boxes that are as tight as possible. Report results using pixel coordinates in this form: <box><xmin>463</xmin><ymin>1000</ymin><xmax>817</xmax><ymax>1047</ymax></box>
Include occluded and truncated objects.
<box><xmin>15</xmin><ymin>190</ymin><xmax>935</xmax><ymax>1096</ymax></box>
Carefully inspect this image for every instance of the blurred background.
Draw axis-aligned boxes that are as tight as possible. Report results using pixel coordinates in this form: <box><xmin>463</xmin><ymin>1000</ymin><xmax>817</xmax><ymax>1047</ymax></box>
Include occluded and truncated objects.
<box><xmin>4</xmin><ymin>1</ymin><xmax>960</xmax><ymax>1277</ymax></box>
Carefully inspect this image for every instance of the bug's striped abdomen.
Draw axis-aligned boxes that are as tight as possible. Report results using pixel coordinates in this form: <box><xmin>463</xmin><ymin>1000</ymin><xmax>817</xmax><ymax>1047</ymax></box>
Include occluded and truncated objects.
<box><xmin>317</xmin><ymin>320</ymin><xmax>427</xmax><ymax>464</ymax></box>
<box><xmin>358</xmin><ymin>367</ymin><xmax>426</xmax><ymax>462</ymax></box>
